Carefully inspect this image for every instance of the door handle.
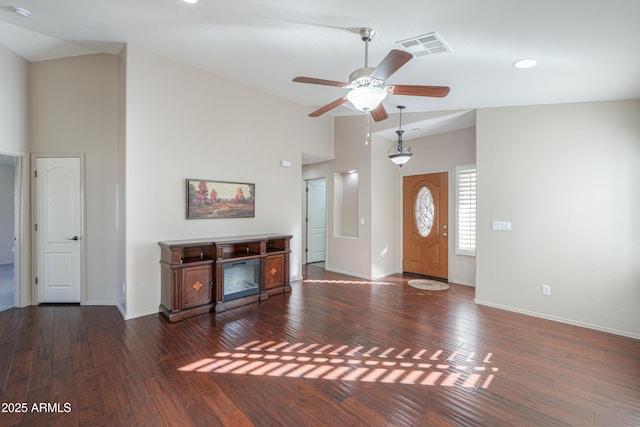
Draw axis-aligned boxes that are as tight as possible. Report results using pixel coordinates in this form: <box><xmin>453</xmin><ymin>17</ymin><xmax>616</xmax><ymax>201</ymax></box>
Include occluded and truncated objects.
<box><xmin>66</xmin><ymin>236</ymin><xmax>80</xmax><ymax>241</ymax></box>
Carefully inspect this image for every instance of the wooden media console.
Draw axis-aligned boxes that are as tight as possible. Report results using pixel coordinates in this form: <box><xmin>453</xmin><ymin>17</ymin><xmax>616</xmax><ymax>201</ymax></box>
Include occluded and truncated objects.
<box><xmin>158</xmin><ymin>234</ymin><xmax>292</xmax><ymax>322</ymax></box>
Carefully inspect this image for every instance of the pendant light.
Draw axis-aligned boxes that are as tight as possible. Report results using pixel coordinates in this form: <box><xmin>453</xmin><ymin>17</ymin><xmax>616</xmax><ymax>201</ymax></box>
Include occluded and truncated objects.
<box><xmin>388</xmin><ymin>105</ymin><xmax>412</xmax><ymax>167</ymax></box>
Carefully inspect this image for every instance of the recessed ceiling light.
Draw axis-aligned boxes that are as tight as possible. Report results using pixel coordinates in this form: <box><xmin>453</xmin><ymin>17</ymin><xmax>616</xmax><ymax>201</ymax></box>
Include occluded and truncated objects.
<box><xmin>11</xmin><ymin>6</ymin><xmax>32</xmax><ymax>18</ymax></box>
<box><xmin>183</xmin><ymin>0</ymin><xmax>197</xmax><ymax>3</ymax></box>
<box><xmin>513</xmin><ymin>59</ymin><xmax>537</xmax><ymax>69</ymax></box>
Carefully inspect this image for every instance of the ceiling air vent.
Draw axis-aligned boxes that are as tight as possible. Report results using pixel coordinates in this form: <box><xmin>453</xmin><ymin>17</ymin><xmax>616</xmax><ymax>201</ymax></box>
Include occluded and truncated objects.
<box><xmin>396</xmin><ymin>32</ymin><xmax>452</xmax><ymax>57</ymax></box>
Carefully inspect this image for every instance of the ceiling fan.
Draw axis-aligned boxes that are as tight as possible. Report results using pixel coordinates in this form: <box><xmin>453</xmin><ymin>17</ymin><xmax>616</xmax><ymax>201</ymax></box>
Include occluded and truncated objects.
<box><xmin>293</xmin><ymin>27</ymin><xmax>450</xmax><ymax>122</ymax></box>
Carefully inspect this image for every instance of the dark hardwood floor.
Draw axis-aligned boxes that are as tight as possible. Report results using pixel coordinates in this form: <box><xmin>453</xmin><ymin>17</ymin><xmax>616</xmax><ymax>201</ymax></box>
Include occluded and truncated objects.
<box><xmin>1</xmin><ymin>265</ymin><xmax>639</xmax><ymax>426</ymax></box>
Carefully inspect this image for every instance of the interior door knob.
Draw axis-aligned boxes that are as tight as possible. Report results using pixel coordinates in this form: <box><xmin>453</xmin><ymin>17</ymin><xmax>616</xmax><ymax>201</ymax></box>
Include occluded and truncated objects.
<box><xmin>66</xmin><ymin>236</ymin><xmax>79</xmax><ymax>241</ymax></box>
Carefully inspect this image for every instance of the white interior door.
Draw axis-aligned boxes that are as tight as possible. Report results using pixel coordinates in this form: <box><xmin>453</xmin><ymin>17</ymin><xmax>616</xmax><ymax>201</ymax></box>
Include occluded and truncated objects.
<box><xmin>36</xmin><ymin>157</ymin><xmax>82</xmax><ymax>303</ymax></box>
<box><xmin>306</xmin><ymin>178</ymin><xmax>326</xmax><ymax>263</ymax></box>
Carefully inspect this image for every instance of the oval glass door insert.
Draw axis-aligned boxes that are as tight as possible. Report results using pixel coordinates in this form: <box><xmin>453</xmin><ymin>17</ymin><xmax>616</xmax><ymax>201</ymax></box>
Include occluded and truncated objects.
<box><xmin>415</xmin><ymin>186</ymin><xmax>434</xmax><ymax>237</ymax></box>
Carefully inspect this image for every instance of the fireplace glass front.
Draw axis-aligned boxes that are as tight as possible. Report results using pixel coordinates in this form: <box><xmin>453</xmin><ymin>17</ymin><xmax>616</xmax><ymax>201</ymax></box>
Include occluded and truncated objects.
<box><xmin>223</xmin><ymin>259</ymin><xmax>260</xmax><ymax>300</ymax></box>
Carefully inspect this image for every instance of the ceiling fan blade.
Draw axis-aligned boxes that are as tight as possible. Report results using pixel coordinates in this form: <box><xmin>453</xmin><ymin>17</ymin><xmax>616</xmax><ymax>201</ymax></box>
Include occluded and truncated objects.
<box><xmin>370</xmin><ymin>103</ymin><xmax>388</xmax><ymax>122</ymax></box>
<box><xmin>293</xmin><ymin>76</ymin><xmax>348</xmax><ymax>87</ymax></box>
<box><xmin>388</xmin><ymin>84</ymin><xmax>450</xmax><ymax>98</ymax></box>
<box><xmin>309</xmin><ymin>97</ymin><xmax>348</xmax><ymax>117</ymax></box>
<box><xmin>370</xmin><ymin>50</ymin><xmax>413</xmax><ymax>81</ymax></box>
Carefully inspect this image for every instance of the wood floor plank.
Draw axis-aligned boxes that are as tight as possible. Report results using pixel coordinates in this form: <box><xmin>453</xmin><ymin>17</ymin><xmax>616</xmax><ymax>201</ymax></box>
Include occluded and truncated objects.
<box><xmin>122</xmin><ymin>373</ymin><xmax>165</xmax><ymax>427</ymax></box>
<box><xmin>145</xmin><ymin>376</ymin><xmax>196</xmax><ymax>427</ymax></box>
<box><xmin>0</xmin><ymin>265</ymin><xmax>638</xmax><ymax>426</ymax></box>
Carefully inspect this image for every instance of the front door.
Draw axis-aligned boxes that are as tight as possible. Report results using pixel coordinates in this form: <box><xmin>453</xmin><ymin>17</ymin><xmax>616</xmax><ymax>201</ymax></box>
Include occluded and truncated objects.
<box><xmin>403</xmin><ymin>172</ymin><xmax>448</xmax><ymax>279</ymax></box>
<box><xmin>36</xmin><ymin>157</ymin><xmax>82</xmax><ymax>303</ymax></box>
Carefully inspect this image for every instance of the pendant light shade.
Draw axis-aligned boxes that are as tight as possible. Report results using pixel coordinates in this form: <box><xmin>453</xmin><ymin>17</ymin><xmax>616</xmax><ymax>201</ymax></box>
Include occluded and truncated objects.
<box><xmin>388</xmin><ymin>106</ymin><xmax>412</xmax><ymax>167</ymax></box>
<box><xmin>388</xmin><ymin>137</ymin><xmax>412</xmax><ymax>165</ymax></box>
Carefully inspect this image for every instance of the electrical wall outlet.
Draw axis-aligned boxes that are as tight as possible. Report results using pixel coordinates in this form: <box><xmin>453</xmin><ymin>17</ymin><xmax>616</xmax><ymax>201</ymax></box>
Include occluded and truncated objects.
<box><xmin>542</xmin><ymin>284</ymin><xmax>551</xmax><ymax>296</ymax></box>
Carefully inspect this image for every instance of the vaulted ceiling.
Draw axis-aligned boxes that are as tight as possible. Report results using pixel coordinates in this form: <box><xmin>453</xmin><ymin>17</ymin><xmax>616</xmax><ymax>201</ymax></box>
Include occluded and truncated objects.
<box><xmin>1</xmin><ymin>0</ymin><xmax>639</xmax><ymax>138</ymax></box>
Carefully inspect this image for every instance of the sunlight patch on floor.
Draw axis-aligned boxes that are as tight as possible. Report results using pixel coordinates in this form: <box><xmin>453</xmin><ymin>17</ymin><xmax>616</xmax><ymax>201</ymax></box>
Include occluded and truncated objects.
<box><xmin>178</xmin><ymin>340</ymin><xmax>498</xmax><ymax>389</ymax></box>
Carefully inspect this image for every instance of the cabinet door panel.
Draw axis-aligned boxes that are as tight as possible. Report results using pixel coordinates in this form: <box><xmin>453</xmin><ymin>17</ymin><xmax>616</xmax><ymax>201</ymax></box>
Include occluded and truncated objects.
<box><xmin>182</xmin><ymin>265</ymin><xmax>212</xmax><ymax>308</ymax></box>
<box><xmin>265</xmin><ymin>255</ymin><xmax>284</xmax><ymax>289</ymax></box>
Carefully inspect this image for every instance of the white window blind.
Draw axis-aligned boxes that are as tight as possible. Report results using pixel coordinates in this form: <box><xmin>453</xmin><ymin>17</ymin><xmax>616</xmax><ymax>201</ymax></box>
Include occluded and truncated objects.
<box><xmin>456</xmin><ymin>165</ymin><xmax>477</xmax><ymax>256</ymax></box>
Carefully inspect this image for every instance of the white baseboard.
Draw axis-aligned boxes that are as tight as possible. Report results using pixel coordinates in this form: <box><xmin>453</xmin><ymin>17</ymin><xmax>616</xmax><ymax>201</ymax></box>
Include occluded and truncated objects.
<box><xmin>81</xmin><ymin>300</ymin><xmax>116</xmax><ymax>306</ymax></box>
<box><xmin>122</xmin><ymin>307</ymin><xmax>160</xmax><ymax>320</ymax></box>
<box><xmin>115</xmin><ymin>302</ymin><xmax>126</xmax><ymax>318</ymax></box>
<box><xmin>450</xmin><ymin>279</ymin><xmax>476</xmax><ymax>287</ymax></box>
<box><xmin>323</xmin><ymin>267</ymin><xmax>374</xmax><ymax>281</ymax></box>
<box><xmin>474</xmin><ymin>299</ymin><xmax>640</xmax><ymax>341</ymax></box>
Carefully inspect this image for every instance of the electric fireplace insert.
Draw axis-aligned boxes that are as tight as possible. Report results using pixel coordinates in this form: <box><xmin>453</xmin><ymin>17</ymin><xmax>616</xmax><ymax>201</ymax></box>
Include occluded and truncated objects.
<box><xmin>223</xmin><ymin>259</ymin><xmax>260</xmax><ymax>300</ymax></box>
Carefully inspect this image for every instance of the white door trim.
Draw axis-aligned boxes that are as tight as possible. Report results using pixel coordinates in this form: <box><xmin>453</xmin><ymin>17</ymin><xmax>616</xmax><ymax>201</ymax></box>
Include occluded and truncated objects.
<box><xmin>32</xmin><ymin>154</ymin><xmax>86</xmax><ymax>304</ymax></box>
<box><xmin>0</xmin><ymin>151</ymin><xmax>26</xmax><ymax>307</ymax></box>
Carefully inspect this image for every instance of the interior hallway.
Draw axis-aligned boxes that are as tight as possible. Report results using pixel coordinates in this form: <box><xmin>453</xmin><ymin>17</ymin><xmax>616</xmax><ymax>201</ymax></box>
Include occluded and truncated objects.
<box><xmin>0</xmin><ymin>263</ymin><xmax>13</xmax><ymax>311</ymax></box>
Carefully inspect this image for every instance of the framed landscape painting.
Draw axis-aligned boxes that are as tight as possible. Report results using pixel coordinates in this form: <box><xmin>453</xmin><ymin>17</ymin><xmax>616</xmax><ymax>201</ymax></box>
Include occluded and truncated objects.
<box><xmin>186</xmin><ymin>179</ymin><xmax>255</xmax><ymax>219</ymax></box>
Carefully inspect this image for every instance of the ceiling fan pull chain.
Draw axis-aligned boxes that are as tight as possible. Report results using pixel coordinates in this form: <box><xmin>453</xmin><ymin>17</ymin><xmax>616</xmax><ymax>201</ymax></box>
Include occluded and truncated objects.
<box><xmin>365</xmin><ymin>112</ymin><xmax>371</xmax><ymax>145</ymax></box>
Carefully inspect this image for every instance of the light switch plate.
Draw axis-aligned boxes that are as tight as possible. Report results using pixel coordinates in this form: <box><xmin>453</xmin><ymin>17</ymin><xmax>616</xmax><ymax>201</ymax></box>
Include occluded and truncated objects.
<box><xmin>492</xmin><ymin>220</ymin><xmax>512</xmax><ymax>231</ymax></box>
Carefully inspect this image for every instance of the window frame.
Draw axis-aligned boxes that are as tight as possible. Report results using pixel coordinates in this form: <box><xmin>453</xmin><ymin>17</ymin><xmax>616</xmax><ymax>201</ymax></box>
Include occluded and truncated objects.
<box><xmin>455</xmin><ymin>164</ymin><xmax>477</xmax><ymax>256</ymax></box>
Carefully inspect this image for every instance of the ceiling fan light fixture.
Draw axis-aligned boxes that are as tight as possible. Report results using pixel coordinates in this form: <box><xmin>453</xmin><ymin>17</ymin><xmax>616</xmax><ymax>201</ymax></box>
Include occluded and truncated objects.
<box><xmin>346</xmin><ymin>86</ymin><xmax>387</xmax><ymax>112</ymax></box>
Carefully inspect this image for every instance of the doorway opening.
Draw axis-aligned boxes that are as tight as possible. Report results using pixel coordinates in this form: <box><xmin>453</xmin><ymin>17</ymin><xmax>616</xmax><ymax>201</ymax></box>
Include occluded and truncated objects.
<box><xmin>304</xmin><ymin>178</ymin><xmax>327</xmax><ymax>267</ymax></box>
<box><xmin>0</xmin><ymin>154</ymin><xmax>17</xmax><ymax>311</ymax></box>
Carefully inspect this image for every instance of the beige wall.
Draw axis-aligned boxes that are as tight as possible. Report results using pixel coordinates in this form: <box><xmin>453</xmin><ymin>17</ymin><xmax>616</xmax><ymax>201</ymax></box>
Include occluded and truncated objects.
<box><xmin>0</xmin><ymin>43</ymin><xmax>28</xmax><ymax>154</ymax></box>
<box><xmin>371</xmin><ymin>131</ymin><xmax>398</xmax><ymax>278</ymax></box>
<box><xmin>123</xmin><ymin>47</ymin><xmax>334</xmax><ymax>318</ymax></box>
<box><xmin>0</xmin><ymin>43</ymin><xmax>30</xmax><ymax>306</ymax></box>
<box><xmin>327</xmin><ymin>116</ymin><xmax>373</xmax><ymax>278</ymax></box>
<box><xmin>29</xmin><ymin>54</ymin><xmax>119</xmax><ymax>305</ymax></box>
<box><xmin>476</xmin><ymin>100</ymin><xmax>640</xmax><ymax>338</ymax></box>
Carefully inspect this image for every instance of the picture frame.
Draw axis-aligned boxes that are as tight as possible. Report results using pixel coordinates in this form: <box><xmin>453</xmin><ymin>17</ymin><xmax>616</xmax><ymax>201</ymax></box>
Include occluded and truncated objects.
<box><xmin>186</xmin><ymin>179</ymin><xmax>255</xmax><ymax>219</ymax></box>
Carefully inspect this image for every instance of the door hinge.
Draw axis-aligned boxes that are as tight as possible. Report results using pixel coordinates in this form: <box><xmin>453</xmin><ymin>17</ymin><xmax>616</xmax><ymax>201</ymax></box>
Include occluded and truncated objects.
<box><xmin>34</xmin><ymin>170</ymin><xmax>37</xmax><ymax>178</ymax></box>
<box><xmin>35</xmin><ymin>277</ymin><xmax>38</xmax><ymax>285</ymax></box>
<box><xmin>35</xmin><ymin>224</ymin><xmax>38</xmax><ymax>231</ymax></box>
